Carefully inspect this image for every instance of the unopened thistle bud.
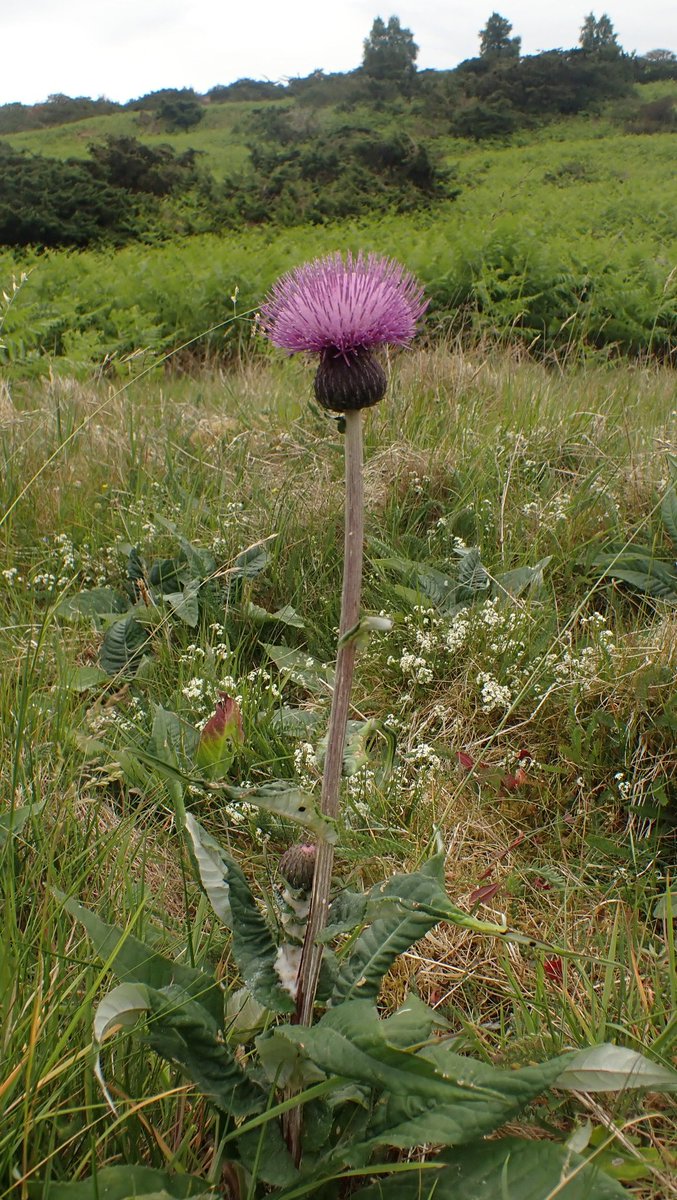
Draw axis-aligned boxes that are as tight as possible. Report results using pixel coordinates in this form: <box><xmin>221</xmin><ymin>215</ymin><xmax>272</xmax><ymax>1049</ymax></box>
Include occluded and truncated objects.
<box><xmin>278</xmin><ymin>843</ymin><xmax>317</xmax><ymax>892</ymax></box>
<box><xmin>196</xmin><ymin>692</ymin><xmax>243</xmax><ymax>780</ymax></box>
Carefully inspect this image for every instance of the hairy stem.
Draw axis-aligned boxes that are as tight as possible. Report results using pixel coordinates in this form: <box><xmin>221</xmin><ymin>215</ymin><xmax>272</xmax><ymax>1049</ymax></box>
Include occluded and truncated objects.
<box><xmin>296</xmin><ymin>408</ymin><xmax>364</xmax><ymax>1024</ymax></box>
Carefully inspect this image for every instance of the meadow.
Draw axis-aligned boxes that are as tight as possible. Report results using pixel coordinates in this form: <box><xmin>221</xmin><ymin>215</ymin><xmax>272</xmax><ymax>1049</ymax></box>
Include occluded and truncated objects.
<box><xmin>2</xmin><ymin>341</ymin><xmax>677</xmax><ymax>1196</ymax></box>
<box><xmin>1</xmin><ymin>79</ymin><xmax>677</xmax><ymax>1200</ymax></box>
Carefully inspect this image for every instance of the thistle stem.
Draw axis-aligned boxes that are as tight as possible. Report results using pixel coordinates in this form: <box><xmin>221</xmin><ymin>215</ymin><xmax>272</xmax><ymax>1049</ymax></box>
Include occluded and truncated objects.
<box><xmin>296</xmin><ymin>408</ymin><xmax>364</xmax><ymax>1026</ymax></box>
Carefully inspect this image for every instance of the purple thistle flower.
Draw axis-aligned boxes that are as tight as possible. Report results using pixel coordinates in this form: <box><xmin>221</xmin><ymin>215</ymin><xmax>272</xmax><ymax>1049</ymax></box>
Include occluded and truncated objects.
<box><xmin>261</xmin><ymin>251</ymin><xmax>427</xmax><ymax>412</ymax></box>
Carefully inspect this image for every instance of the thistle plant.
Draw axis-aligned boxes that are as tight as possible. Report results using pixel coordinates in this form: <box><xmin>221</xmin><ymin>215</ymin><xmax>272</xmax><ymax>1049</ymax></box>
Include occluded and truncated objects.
<box><xmin>262</xmin><ymin>251</ymin><xmax>427</xmax><ymax>1024</ymax></box>
<box><xmin>56</xmin><ymin>258</ymin><xmax>677</xmax><ymax>1198</ymax></box>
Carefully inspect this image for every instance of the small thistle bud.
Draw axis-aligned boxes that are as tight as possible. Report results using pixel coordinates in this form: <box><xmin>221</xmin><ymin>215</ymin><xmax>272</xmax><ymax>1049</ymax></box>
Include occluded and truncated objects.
<box><xmin>278</xmin><ymin>843</ymin><xmax>316</xmax><ymax>891</ymax></box>
<box><xmin>314</xmin><ymin>347</ymin><xmax>387</xmax><ymax>413</ymax></box>
<box><xmin>196</xmin><ymin>692</ymin><xmax>243</xmax><ymax>780</ymax></box>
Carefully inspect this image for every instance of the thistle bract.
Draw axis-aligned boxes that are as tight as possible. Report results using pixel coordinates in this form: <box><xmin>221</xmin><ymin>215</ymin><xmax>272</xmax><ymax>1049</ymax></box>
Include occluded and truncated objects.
<box><xmin>261</xmin><ymin>251</ymin><xmax>426</xmax><ymax>412</ymax></box>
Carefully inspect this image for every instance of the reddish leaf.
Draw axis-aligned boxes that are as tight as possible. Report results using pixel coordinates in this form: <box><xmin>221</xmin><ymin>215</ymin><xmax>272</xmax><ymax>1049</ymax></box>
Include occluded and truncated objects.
<box><xmin>544</xmin><ymin>956</ymin><xmax>563</xmax><ymax>985</ymax></box>
<box><xmin>469</xmin><ymin>881</ymin><xmax>501</xmax><ymax>907</ymax></box>
<box><xmin>457</xmin><ymin>751</ymin><xmax>475</xmax><ymax>771</ymax></box>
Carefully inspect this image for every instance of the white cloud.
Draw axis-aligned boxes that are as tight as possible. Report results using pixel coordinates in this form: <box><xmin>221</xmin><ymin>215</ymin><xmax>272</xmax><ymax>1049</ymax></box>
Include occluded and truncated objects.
<box><xmin>1</xmin><ymin>0</ymin><xmax>675</xmax><ymax>105</ymax></box>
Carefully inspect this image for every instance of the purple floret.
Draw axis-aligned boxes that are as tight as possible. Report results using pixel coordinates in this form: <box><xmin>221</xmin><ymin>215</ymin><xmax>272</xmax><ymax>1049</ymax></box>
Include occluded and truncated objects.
<box><xmin>261</xmin><ymin>251</ymin><xmax>427</xmax><ymax>356</ymax></box>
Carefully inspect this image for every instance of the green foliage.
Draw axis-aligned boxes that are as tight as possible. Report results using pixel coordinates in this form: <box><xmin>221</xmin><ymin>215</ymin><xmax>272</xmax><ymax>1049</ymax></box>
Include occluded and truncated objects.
<box><xmin>579</xmin><ymin>12</ymin><xmax>621</xmax><ymax>55</ymax></box>
<box><xmin>4</xmin><ymin>350</ymin><xmax>677</xmax><ymax>1193</ymax></box>
<box><xmin>157</xmin><ymin>96</ymin><xmax>205</xmax><ymax>132</ymax></box>
<box><xmin>478</xmin><ymin>12</ymin><xmax>521</xmax><ymax>59</ymax></box>
<box><xmin>0</xmin><ymin>142</ymin><xmax>136</xmax><ymax>247</ymax></box>
<box><xmin>67</xmin><ymin>815</ymin><xmax>677</xmax><ymax>1196</ymax></box>
<box><xmin>184</xmin><ymin>813</ymin><xmax>295</xmax><ymax>1012</ymax></box>
<box><xmin>592</xmin><ymin>481</ymin><xmax>677</xmax><ymax>604</ymax></box>
<box><xmin>451</xmin><ymin>99</ymin><xmax>519</xmax><ymax>140</ymax></box>
<box><xmin>28</xmin><ymin>1165</ymin><xmax>213</xmax><ymax>1199</ymax></box>
<box><xmin>352</xmin><ymin>1138</ymin><xmax>629</xmax><ymax>1198</ymax></box>
<box><xmin>362</xmin><ymin>16</ymin><xmax>418</xmax><ymax>88</ymax></box>
<box><xmin>99</xmin><ymin>615</ymin><xmax>150</xmax><ymax>676</ymax></box>
<box><xmin>0</xmin><ymin>93</ymin><xmax>120</xmax><ymax>135</ymax></box>
<box><xmin>228</xmin><ymin>123</ymin><xmax>453</xmax><ymax>226</ymax></box>
<box><xmin>627</xmin><ymin>94</ymin><xmax>677</xmax><ymax>133</ymax></box>
<box><xmin>88</xmin><ymin>134</ymin><xmax>201</xmax><ymax>195</ymax></box>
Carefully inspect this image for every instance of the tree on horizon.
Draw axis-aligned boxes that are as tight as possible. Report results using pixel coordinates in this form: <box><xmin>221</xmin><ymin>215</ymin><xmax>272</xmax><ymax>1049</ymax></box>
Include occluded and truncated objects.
<box><xmin>579</xmin><ymin>12</ymin><xmax>621</xmax><ymax>54</ymax></box>
<box><xmin>362</xmin><ymin>16</ymin><xmax>418</xmax><ymax>85</ymax></box>
<box><xmin>479</xmin><ymin>12</ymin><xmax>521</xmax><ymax>59</ymax></box>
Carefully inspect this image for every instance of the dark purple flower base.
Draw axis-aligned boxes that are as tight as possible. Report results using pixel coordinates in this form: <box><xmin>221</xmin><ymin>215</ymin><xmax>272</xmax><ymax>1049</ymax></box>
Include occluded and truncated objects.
<box><xmin>314</xmin><ymin>347</ymin><xmax>387</xmax><ymax>412</ymax></box>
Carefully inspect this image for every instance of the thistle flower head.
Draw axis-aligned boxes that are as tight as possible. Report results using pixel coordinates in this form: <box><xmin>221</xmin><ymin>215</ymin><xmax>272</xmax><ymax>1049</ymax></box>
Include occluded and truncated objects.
<box><xmin>261</xmin><ymin>252</ymin><xmax>426</xmax><ymax>413</ymax></box>
<box><xmin>261</xmin><ymin>251</ymin><xmax>426</xmax><ymax>357</ymax></box>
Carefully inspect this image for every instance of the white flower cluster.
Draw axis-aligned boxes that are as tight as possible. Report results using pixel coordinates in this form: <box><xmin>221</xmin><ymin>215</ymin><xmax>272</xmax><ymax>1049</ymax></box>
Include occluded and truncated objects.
<box><xmin>293</xmin><ymin>741</ymin><xmax>318</xmax><ymax>791</ymax></box>
<box><xmin>534</xmin><ymin>614</ymin><xmax>617</xmax><ymax>695</ymax></box>
<box><xmin>476</xmin><ymin>671</ymin><xmax>513</xmax><ymax>713</ymax></box>
<box><xmin>392</xmin><ymin>651</ymin><xmax>434</xmax><ymax>685</ymax></box>
<box><xmin>614</xmin><ymin>771</ymin><xmax>633</xmax><ymax>800</ymax></box>
<box><xmin>521</xmin><ymin>491</ymin><xmax>571</xmax><ymax>526</ymax></box>
<box><xmin>181</xmin><ymin>674</ymin><xmax>242</xmax><ymax>717</ymax></box>
<box><xmin>24</xmin><ymin>532</ymin><xmax>110</xmax><ymax>593</ymax></box>
<box><xmin>179</xmin><ymin>640</ymin><xmax>231</xmax><ymax>664</ymax></box>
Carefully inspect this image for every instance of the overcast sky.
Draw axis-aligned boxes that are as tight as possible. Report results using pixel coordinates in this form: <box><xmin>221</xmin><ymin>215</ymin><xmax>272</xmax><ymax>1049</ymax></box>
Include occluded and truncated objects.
<box><xmin>2</xmin><ymin>0</ymin><xmax>676</xmax><ymax>106</ymax></box>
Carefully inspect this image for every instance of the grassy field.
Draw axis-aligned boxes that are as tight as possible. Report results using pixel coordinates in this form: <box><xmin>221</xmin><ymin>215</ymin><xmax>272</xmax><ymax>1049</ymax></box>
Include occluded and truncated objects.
<box><xmin>2</xmin><ymin>92</ymin><xmax>676</xmax><ymax>370</ymax></box>
<box><xmin>1</xmin><ymin>344</ymin><xmax>676</xmax><ymax>1195</ymax></box>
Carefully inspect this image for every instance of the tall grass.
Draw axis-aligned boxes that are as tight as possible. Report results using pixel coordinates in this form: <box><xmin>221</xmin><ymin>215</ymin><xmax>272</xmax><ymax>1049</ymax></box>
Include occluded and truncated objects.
<box><xmin>1</xmin><ymin>348</ymin><xmax>676</xmax><ymax>1194</ymax></box>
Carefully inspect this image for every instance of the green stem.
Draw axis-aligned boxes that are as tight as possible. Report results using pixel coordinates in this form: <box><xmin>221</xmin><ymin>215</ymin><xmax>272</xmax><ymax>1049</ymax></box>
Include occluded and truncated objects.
<box><xmin>296</xmin><ymin>408</ymin><xmax>364</xmax><ymax>1026</ymax></box>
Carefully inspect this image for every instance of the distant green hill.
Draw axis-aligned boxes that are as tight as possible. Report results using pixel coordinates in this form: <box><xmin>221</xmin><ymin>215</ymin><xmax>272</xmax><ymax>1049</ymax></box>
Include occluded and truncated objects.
<box><xmin>0</xmin><ymin>71</ymin><xmax>675</xmax><ymax>369</ymax></box>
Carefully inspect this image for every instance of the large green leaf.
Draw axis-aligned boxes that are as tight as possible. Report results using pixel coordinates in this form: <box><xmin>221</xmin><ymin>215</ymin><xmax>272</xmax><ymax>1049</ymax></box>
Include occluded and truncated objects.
<box><xmin>244</xmin><ymin>600</ymin><xmax>305</xmax><ymax>628</ymax></box>
<box><xmin>28</xmin><ymin>1164</ymin><xmax>213</xmax><ymax>1199</ymax></box>
<box><xmin>0</xmin><ymin>798</ymin><xmax>46</xmax><ymax>847</ymax></box>
<box><xmin>330</xmin><ymin>903</ymin><xmax>439</xmax><ymax>1004</ymax></box>
<box><xmin>60</xmin><ymin>893</ymin><xmax>222</xmax><ymax>1022</ymax></box>
<box><xmin>332</xmin><ymin>857</ymin><xmax>547</xmax><ymax>1005</ymax></box>
<box><xmin>238</xmin><ymin>1118</ymin><xmax>300</xmax><ymax>1188</ymax></box>
<box><xmin>315</xmin><ymin>718</ymin><xmax>396</xmax><ymax>780</ymax></box>
<box><xmin>660</xmin><ymin>484</ymin><xmax>677</xmax><ymax>546</ymax></box>
<box><xmin>495</xmin><ymin>556</ymin><xmax>551</xmax><ymax>597</ymax></box>
<box><xmin>368</xmin><ymin>856</ymin><xmax>559</xmax><ymax>946</ymax></box>
<box><xmin>264</xmin><ymin>644</ymin><xmax>335</xmax><ymax>694</ymax></box>
<box><xmin>56</xmin><ymin>587</ymin><xmax>129</xmax><ymax>622</ymax></box>
<box><xmin>277</xmin><ymin>1003</ymin><xmax>570</xmax><ymax>1152</ymax></box>
<box><xmin>93</xmin><ymin>980</ymin><xmax>262</xmax><ymax>1119</ymax></box>
<box><xmin>374</xmin><ymin>555</ymin><xmax>458</xmax><ymax>611</ymax></box>
<box><xmin>456</xmin><ymin>546</ymin><xmax>490</xmax><ymax>594</ymax></box>
<box><xmin>222</xmin><ymin>780</ymin><xmax>337</xmax><ymax>841</ymax></box>
<box><xmin>222</xmin><ymin>536</ymin><xmax>275</xmax><ymax>598</ymax></box>
<box><xmin>184</xmin><ymin>814</ymin><xmax>294</xmax><ymax>1012</ymax></box>
<box><xmin>99</xmin><ymin>615</ymin><xmax>150</xmax><ymax>675</ymax></box>
<box><xmin>270</xmin><ymin>706</ymin><xmax>324</xmax><ymax>738</ymax></box>
<box><xmin>555</xmin><ymin>1044</ymin><xmax>677</xmax><ymax>1093</ymax></box>
<box><xmin>164</xmin><ymin>579</ymin><xmax>201</xmax><ymax>627</ymax></box>
<box><xmin>594</xmin><ymin>550</ymin><xmax>677</xmax><ymax>603</ymax></box>
<box><xmin>351</xmin><ymin>1137</ymin><xmax>628</xmax><ymax>1198</ymax></box>
<box><xmin>369</xmin><ymin>1039</ymin><xmax>571</xmax><ymax>1150</ymax></box>
<box><xmin>149</xmin><ymin>555</ymin><xmax>188</xmax><ymax>595</ymax></box>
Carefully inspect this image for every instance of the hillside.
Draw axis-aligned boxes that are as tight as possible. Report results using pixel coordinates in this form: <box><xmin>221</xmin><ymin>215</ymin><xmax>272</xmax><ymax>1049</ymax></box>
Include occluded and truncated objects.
<box><xmin>1</xmin><ymin>86</ymin><xmax>676</xmax><ymax>372</ymax></box>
